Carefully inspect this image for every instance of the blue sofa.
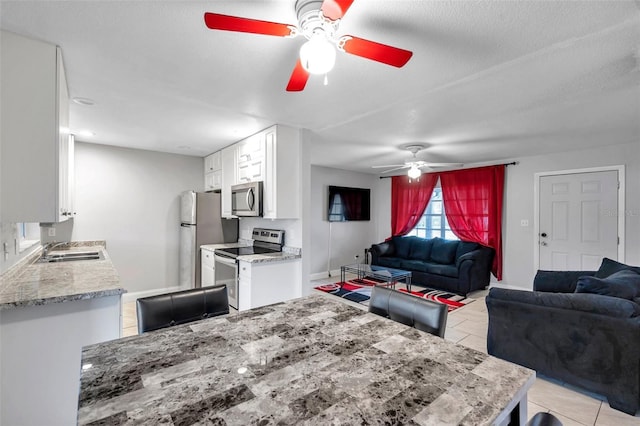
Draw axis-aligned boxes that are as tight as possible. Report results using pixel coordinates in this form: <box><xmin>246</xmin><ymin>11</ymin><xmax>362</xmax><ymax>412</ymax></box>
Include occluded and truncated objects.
<box><xmin>369</xmin><ymin>236</ymin><xmax>494</xmax><ymax>296</ymax></box>
<box><xmin>486</xmin><ymin>258</ymin><xmax>640</xmax><ymax>415</ymax></box>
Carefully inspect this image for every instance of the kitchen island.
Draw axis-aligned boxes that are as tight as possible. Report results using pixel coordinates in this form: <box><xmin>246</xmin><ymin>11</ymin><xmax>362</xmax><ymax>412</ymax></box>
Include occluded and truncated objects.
<box><xmin>78</xmin><ymin>294</ymin><xmax>534</xmax><ymax>425</ymax></box>
<box><xmin>0</xmin><ymin>242</ymin><xmax>126</xmax><ymax>426</ymax></box>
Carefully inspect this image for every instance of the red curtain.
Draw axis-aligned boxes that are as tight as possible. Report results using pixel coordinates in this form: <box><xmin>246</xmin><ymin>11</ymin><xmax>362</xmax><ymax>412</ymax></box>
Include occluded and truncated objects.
<box><xmin>439</xmin><ymin>165</ymin><xmax>505</xmax><ymax>280</ymax></box>
<box><xmin>390</xmin><ymin>173</ymin><xmax>439</xmax><ymax>237</ymax></box>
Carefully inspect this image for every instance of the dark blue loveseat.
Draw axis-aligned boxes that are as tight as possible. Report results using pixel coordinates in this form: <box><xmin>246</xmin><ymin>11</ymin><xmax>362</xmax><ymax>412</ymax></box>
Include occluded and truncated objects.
<box><xmin>369</xmin><ymin>236</ymin><xmax>494</xmax><ymax>296</ymax></box>
<box><xmin>486</xmin><ymin>258</ymin><xmax>640</xmax><ymax>415</ymax></box>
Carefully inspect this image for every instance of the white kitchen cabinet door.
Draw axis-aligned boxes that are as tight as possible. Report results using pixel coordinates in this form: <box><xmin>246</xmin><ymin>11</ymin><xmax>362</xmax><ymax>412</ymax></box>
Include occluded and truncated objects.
<box><xmin>263</xmin><ymin>125</ymin><xmax>300</xmax><ymax>219</ymax></box>
<box><xmin>204</xmin><ymin>151</ymin><xmax>222</xmax><ymax>173</ymax></box>
<box><xmin>201</xmin><ymin>249</ymin><xmax>215</xmax><ymax>287</ymax></box>
<box><xmin>1</xmin><ymin>32</ymin><xmax>73</xmax><ymax>222</ymax></box>
<box><xmin>221</xmin><ymin>145</ymin><xmax>237</xmax><ymax>218</ymax></box>
<box><xmin>237</xmin><ymin>157</ymin><xmax>264</xmax><ymax>183</ymax></box>
<box><xmin>204</xmin><ymin>169</ymin><xmax>222</xmax><ymax>191</ymax></box>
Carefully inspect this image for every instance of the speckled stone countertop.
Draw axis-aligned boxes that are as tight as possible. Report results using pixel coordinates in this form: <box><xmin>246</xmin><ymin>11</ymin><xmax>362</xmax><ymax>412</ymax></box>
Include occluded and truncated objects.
<box><xmin>201</xmin><ymin>243</ymin><xmax>302</xmax><ymax>264</ymax></box>
<box><xmin>78</xmin><ymin>294</ymin><xmax>534</xmax><ymax>425</ymax></box>
<box><xmin>0</xmin><ymin>242</ymin><xmax>126</xmax><ymax>311</ymax></box>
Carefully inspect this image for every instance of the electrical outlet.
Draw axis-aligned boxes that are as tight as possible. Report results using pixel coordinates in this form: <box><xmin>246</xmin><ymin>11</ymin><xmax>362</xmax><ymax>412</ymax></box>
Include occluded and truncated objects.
<box><xmin>48</xmin><ymin>227</ymin><xmax>56</xmax><ymax>237</ymax></box>
<box><xmin>520</xmin><ymin>219</ymin><xmax>529</xmax><ymax>227</ymax></box>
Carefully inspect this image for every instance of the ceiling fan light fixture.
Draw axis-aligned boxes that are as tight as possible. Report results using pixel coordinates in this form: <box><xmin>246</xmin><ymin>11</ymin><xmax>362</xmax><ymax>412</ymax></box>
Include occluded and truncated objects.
<box><xmin>299</xmin><ymin>35</ymin><xmax>336</xmax><ymax>74</ymax></box>
<box><xmin>407</xmin><ymin>165</ymin><xmax>421</xmax><ymax>179</ymax></box>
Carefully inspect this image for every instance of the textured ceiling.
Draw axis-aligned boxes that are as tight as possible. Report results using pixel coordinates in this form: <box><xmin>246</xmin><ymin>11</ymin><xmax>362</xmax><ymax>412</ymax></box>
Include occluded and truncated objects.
<box><xmin>1</xmin><ymin>1</ymin><xmax>638</xmax><ymax>174</ymax></box>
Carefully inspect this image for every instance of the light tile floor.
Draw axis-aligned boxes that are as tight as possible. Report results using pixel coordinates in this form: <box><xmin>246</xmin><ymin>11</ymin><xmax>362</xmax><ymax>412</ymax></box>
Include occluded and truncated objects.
<box><xmin>122</xmin><ymin>278</ymin><xmax>640</xmax><ymax>425</ymax></box>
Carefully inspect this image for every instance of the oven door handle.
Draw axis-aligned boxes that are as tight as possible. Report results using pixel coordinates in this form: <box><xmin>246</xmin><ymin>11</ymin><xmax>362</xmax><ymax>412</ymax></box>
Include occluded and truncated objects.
<box><xmin>214</xmin><ymin>254</ymin><xmax>238</xmax><ymax>266</ymax></box>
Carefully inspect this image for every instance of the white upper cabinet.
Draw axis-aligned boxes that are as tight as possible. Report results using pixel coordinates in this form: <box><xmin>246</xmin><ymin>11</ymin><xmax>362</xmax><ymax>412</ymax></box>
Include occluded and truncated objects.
<box><xmin>263</xmin><ymin>125</ymin><xmax>300</xmax><ymax>219</ymax></box>
<box><xmin>236</xmin><ymin>133</ymin><xmax>265</xmax><ymax>184</ymax></box>
<box><xmin>1</xmin><ymin>31</ymin><xmax>73</xmax><ymax>222</ymax></box>
<box><xmin>204</xmin><ymin>151</ymin><xmax>222</xmax><ymax>191</ymax></box>
<box><xmin>205</xmin><ymin>124</ymin><xmax>300</xmax><ymax>219</ymax></box>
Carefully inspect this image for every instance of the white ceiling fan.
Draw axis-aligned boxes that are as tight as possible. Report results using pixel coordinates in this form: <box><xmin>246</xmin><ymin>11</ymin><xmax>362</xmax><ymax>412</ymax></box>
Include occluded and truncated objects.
<box><xmin>372</xmin><ymin>144</ymin><xmax>463</xmax><ymax>178</ymax></box>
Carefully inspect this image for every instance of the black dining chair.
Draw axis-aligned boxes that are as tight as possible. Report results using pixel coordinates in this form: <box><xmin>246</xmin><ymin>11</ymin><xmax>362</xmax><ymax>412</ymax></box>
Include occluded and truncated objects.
<box><xmin>527</xmin><ymin>412</ymin><xmax>563</xmax><ymax>426</ymax></box>
<box><xmin>369</xmin><ymin>286</ymin><xmax>448</xmax><ymax>337</ymax></box>
<box><xmin>136</xmin><ymin>284</ymin><xmax>229</xmax><ymax>333</ymax></box>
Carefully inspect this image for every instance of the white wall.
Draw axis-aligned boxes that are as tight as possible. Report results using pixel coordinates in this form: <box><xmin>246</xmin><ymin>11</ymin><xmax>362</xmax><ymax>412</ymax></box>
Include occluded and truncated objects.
<box><xmin>309</xmin><ymin>166</ymin><xmax>379</xmax><ymax>278</ymax></box>
<box><xmin>503</xmin><ymin>141</ymin><xmax>640</xmax><ymax>289</ymax></box>
<box><xmin>73</xmin><ymin>142</ymin><xmax>202</xmax><ymax>294</ymax></box>
<box><xmin>372</xmin><ymin>141</ymin><xmax>640</xmax><ymax>291</ymax></box>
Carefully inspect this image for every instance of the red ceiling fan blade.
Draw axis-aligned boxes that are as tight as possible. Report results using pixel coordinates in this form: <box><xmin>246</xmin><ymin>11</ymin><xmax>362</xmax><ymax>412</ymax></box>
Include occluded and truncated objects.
<box><xmin>321</xmin><ymin>0</ymin><xmax>355</xmax><ymax>21</ymax></box>
<box><xmin>339</xmin><ymin>36</ymin><xmax>413</xmax><ymax>67</ymax></box>
<box><xmin>286</xmin><ymin>59</ymin><xmax>310</xmax><ymax>92</ymax></box>
<box><xmin>204</xmin><ymin>13</ymin><xmax>294</xmax><ymax>37</ymax></box>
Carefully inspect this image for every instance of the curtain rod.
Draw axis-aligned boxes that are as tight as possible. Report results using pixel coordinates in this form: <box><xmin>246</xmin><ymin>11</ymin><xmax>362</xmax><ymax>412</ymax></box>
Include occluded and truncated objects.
<box><xmin>378</xmin><ymin>161</ymin><xmax>518</xmax><ymax>179</ymax></box>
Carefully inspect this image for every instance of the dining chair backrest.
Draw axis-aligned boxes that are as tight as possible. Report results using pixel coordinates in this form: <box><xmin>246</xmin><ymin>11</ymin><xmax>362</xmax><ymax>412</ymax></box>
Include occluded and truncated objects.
<box><xmin>369</xmin><ymin>286</ymin><xmax>448</xmax><ymax>337</ymax></box>
<box><xmin>136</xmin><ymin>284</ymin><xmax>229</xmax><ymax>333</ymax></box>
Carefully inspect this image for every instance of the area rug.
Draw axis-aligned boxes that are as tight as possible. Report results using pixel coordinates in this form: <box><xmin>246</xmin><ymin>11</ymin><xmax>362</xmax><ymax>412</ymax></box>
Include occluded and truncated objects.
<box><xmin>314</xmin><ymin>279</ymin><xmax>474</xmax><ymax>312</ymax></box>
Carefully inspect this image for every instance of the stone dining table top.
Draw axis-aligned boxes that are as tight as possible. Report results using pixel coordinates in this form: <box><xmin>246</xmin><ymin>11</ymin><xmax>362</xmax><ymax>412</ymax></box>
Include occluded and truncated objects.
<box><xmin>78</xmin><ymin>294</ymin><xmax>535</xmax><ymax>425</ymax></box>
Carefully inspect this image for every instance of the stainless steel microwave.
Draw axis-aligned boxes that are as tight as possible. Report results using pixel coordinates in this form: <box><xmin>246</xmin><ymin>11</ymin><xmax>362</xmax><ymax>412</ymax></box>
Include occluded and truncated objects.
<box><xmin>231</xmin><ymin>181</ymin><xmax>263</xmax><ymax>217</ymax></box>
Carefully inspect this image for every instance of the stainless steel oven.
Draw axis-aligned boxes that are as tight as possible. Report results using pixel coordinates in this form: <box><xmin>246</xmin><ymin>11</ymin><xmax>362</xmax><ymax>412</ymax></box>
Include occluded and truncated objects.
<box><xmin>213</xmin><ymin>228</ymin><xmax>285</xmax><ymax>311</ymax></box>
<box><xmin>214</xmin><ymin>252</ymin><xmax>239</xmax><ymax>309</ymax></box>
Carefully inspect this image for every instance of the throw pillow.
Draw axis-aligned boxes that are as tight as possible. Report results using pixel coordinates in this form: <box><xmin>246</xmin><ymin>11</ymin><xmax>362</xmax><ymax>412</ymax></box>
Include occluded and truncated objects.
<box><xmin>430</xmin><ymin>238</ymin><xmax>458</xmax><ymax>264</ymax></box>
<box><xmin>575</xmin><ymin>269</ymin><xmax>640</xmax><ymax>300</ymax></box>
<box><xmin>392</xmin><ymin>236</ymin><xmax>414</xmax><ymax>259</ymax></box>
<box><xmin>409</xmin><ymin>238</ymin><xmax>433</xmax><ymax>260</ymax></box>
<box><xmin>595</xmin><ymin>258</ymin><xmax>640</xmax><ymax>278</ymax></box>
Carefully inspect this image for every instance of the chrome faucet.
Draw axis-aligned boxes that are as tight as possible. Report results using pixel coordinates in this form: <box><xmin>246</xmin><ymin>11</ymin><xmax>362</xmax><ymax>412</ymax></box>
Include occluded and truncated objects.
<box><xmin>42</xmin><ymin>241</ymin><xmax>68</xmax><ymax>258</ymax></box>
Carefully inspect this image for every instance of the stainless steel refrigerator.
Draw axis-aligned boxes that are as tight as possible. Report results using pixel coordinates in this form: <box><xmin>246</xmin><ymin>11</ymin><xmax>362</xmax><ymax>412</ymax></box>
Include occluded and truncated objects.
<box><xmin>180</xmin><ymin>191</ymin><xmax>238</xmax><ymax>288</ymax></box>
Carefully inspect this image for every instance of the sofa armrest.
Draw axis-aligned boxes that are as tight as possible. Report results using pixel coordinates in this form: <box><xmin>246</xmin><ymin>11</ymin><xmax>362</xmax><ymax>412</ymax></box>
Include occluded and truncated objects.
<box><xmin>455</xmin><ymin>249</ymin><xmax>486</xmax><ymax>267</ymax></box>
<box><xmin>534</xmin><ymin>270</ymin><xmax>597</xmax><ymax>293</ymax></box>
<box><xmin>370</xmin><ymin>241</ymin><xmax>394</xmax><ymax>264</ymax></box>
<box><xmin>487</xmin><ymin>287</ymin><xmax>640</xmax><ymax>318</ymax></box>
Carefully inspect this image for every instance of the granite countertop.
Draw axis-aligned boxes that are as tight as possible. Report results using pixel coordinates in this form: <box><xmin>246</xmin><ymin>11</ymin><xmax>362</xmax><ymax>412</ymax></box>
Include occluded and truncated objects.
<box><xmin>0</xmin><ymin>242</ymin><xmax>126</xmax><ymax>311</ymax></box>
<box><xmin>78</xmin><ymin>294</ymin><xmax>534</xmax><ymax>425</ymax></box>
<box><xmin>201</xmin><ymin>242</ymin><xmax>302</xmax><ymax>264</ymax></box>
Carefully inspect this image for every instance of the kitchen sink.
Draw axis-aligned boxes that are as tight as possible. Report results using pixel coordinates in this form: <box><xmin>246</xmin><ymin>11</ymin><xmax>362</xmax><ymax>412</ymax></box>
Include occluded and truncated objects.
<box><xmin>38</xmin><ymin>251</ymin><xmax>105</xmax><ymax>263</ymax></box>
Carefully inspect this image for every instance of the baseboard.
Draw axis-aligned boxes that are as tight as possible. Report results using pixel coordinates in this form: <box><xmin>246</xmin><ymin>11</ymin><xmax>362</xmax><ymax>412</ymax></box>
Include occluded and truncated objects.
<box><xmin>121</xmin><ymin>286</ymin><xmax>182</xmax><ymax>303</ymax></box>
<box><xmin>310</xmin><ymin>269</ymin><xmax>342</xmax><ymax>281</ymax></box>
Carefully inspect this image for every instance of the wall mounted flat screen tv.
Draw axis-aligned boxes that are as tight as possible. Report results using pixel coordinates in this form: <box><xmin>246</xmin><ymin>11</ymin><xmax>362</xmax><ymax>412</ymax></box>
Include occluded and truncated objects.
<box><xmin>328</xmin><ymin>185</ymin><xmax>371</xmax><ymax>222</ymax></box>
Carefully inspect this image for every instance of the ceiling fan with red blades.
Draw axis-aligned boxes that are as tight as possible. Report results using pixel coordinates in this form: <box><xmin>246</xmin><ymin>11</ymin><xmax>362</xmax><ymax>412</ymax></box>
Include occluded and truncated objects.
<box><xmin>203</xmin><ymin>0</ymin><xmax>413</xmax><ymax>91</ymax></box>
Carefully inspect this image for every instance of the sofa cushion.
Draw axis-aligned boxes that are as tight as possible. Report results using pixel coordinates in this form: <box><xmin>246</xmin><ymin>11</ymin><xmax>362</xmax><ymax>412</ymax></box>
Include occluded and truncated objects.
<box><xmin>399</xmin><ymin>259</ymin><xmax>432</xmax><ymax>273</ymax></box>
<box><xmin>409</xmin><ymin>238</ymin><xmax>433</xmax><ymax>261</ymax></box>
<box><xmin>377</xmin><ymin>257</ymin><xmax>404</xmax><ymax>269</ymax></box>
<box><xmin>430</xmin><ymin>238</ymin><xmax>458</xmax><ymax>264</ymax></box>
<box><xmin>392</xmin><ymin>236</ymin><xmax>414</xmax><ymax>259</ymax></box>
<box><xmin>575</xmin><ymin>270</ymin><xmax>640</xmax><ymax>300</ymax></box>
<box><xmin>595</xmin><ymin>258</ymin><xmax>640</xmax><ymax>278</ymax></box>
<box><xmin>424</xmin><ymin>263</ymin><xmax>459</xmax><ymax>278</ymax></box>
<box><xmin>456</xmin><ymin>241</ymin><xmax>479</xmax><ymax>259</ymax></box>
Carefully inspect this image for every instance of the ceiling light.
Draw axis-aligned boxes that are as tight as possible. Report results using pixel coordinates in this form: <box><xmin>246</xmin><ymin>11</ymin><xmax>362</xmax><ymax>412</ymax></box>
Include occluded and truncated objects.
<box><xmin>407</xmin><ymin>165</ymin><xmax>421</xmax><ymax>179</ymax></box>
<box><xmin>299</xmin><ymin>34</ymin><xmax>336</xmax><ymax>74</ymax></box>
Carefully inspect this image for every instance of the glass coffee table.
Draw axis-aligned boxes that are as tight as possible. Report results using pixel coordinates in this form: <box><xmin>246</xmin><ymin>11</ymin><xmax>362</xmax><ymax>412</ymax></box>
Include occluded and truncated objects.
<box><xmin>340</xmin><ymin>263</ymin><xmax>412</xmax><ymax>291</ymax></box>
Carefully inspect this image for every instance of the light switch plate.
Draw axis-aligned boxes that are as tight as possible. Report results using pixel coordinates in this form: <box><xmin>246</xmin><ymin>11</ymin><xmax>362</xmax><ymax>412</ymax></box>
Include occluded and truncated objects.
<box><xmin>520</xmin><ymin>220</ymin><xmax>529</xmax><ymax>227</ymax></box>
<box><xmin>48</xmin><ymin>227</ymin><xmax>56</xmax><ymax>237</ymax></box>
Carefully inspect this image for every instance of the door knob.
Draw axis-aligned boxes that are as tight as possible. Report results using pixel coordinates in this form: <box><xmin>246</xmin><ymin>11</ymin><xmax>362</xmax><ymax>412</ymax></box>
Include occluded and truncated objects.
<box><xmin>540</xmin><ymin>232</ymin><xmax>547</xmax><ymax>237</ymax></box>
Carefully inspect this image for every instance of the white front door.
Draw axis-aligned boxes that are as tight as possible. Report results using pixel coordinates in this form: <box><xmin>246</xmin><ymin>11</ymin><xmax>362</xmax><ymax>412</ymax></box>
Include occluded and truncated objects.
<box><xmin>538</xmin><ymin>170</ymin><xmax>619</xmax><ymax>271</ymax></box>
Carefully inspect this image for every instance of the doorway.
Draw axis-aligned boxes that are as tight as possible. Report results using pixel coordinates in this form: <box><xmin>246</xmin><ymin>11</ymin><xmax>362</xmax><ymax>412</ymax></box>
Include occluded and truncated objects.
<box><xmin>534</xmin><ymin>166</ymin><xmax>625</xmax><ymax>271</ymax></box>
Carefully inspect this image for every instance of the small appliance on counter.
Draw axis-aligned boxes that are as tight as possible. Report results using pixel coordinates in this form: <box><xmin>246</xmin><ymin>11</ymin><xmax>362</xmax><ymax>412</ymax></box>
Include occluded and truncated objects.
<box><xmin>213</xmin><ymin>228</ymin><xmax>284</xmax><ymax>309</ymax></box>
<box><xmin>179</xmin><ymin>191</ymin><xmax>239</xmax><ymax>288</ymax></box>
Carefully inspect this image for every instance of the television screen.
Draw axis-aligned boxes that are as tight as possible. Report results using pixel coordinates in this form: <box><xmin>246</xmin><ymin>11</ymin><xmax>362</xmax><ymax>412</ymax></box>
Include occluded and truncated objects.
<box><xmin>328</xmin><ymin>186</ymin><xmax>371</xmax><ymax>222</ymax></box>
